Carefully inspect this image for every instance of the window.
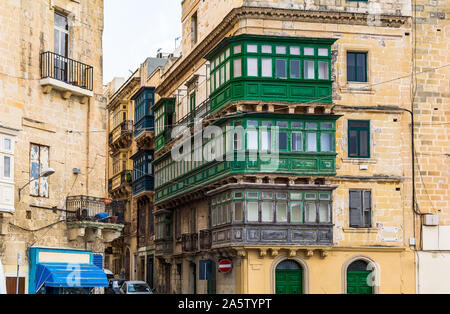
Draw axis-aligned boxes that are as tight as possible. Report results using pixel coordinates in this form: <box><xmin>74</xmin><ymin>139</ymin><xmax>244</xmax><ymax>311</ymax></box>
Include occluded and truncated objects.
<box><xmin>30</xmin><ymin>144</ymin><xmax>50</xmax><ymax>197</ymax></box>
<box><xmin>348</xmin><ymin>120</ymin><xmax>370</xmax><ymax>158</ymax></box>
<box><xmin>278</xmin><ymin>132</ymin><xmax>288</xmax><ymax>151</ymax></box>
<box><xmin>349</xmin><ymin>190</ymin><xmax>372</xmax><ymax>228</ymax></box>
<box><xmin>291</xmin><ymin>202</ymin><xmax>302</xmax><ymax>223</ymax></box>
<box><xmin>276</xmin><ymin>59</ymin><xmax>287</xmax><ymax>79</ymax></box>
<box><xmin>3</xmin><ymin>156</ymin><xmax>11</xmax><ymax>178</ymax></box>
<box><xmin>318</xmin><ymin>61</ymin><xmax>329</xmax><ymax>79</ymax></box>
<box><xmin>247</xmin><ymin>129</ymin><xmax>258</xmax><ymax>150</ymax></box>
<box><xmin>247</xmin><ymin>44</ymin><xmax>258</xmax><ymax>53</ymax></box>
<box><xmin>290</xmin><ymin>46</ymin><xmax>300</xmax><ymax>55</ymax></box>
<box><xmin>304</xmin><ymin>47</ymin><xmax>314</xmax><ymax>56</ymax></box>
<box><xmin>276</xmin><ymin>202</ymin><xmax>288</xmax><ymax>222</ymax></box>
<box><xmin>191</xmin><ymin>12</ymin><xmax>198</xmax><ymax>45</ymax></box>
<box><xmin>347</xmin><ymin>52</ymin><xmax>367</xmax><ymax>82</ymax></box>
<box><xmin>292</xmin><ymin>133</ymin><xmax>303</xmax><ymax>151</ymax></box>
<box><xmin>321</xmin><ymin>133</ymin><xmax>333</xmax><ymax>152</ymax></box>
<box><xmin>290</xmin><ymin>60</ymin><xmax>301</xmax><ymax>79</ymax></box>
<box><xmin>247</xmin><ymin>201</ymin><xmax>259</xmax><ymax>222</ymax></box>
<box><xmin>306</xmin><ymin>133</ymin><xmax>317</xmax><ymax>152</ymax></box>
<box><xmin>262</xmin><ymin>45</ymin><xmax>272</xmax><ymax>54</ymax></box>
<box><xmin>262</xmin><ymin>202</ymin><xmax>274</xmax><ymax>222</ymax></box>
<box><xmin>261</xmin><ymin>58</ymin><xmax>272</xmax><ymax>77</ymax></box>
<box><xmin>54</xmin><ymin>12</ymin><xmax>69</xmax><ymax>57</ymax></box>
<box><xmin>275</xmin><ymin>46</ymin><xmax>286</xmax><ymax>54</ymax></box>
<box><xmin>247</xmin><ymin>58</ymin><xmax>258</xmax><ymax>77</ymax></box>
<box><xmin>304</xmin><ymin>60</ymin><xmax>315</xmax><ymax>79</ymax></box>
<box><xmin>233</xmin><ymin>59</ymin><xmax>242</xmax><ymax>77</ymax></box>
<box><xmin>234</xmin><ymin>202</ymin><xmax>243</xmax><ymax>222</ymax></box>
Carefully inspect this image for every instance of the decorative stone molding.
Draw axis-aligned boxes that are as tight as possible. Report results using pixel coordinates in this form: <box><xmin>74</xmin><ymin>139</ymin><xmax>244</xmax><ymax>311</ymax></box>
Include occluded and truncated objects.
<box><xmin>305</xmin><ymin>249</ymin><xmax>314</xmax><ymax>258</ymax></box>
<box><xmin>271</xmin><ymin>249</ymin><xmax>279</xmax><ymax>257</ymax></box>
<box><xmin>259</xmin><ymin>248</ymin><xmax>268</xmax><ymax>258</ymax></box>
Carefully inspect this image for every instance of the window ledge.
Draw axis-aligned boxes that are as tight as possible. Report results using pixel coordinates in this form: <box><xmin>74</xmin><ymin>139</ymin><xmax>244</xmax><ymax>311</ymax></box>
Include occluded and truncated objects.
<box><xmin>341</xmin><ymin>158</ymin><xmax>376</xmax><ymax>164</ymax></box>
<box><xmin>342</xmin><ymin>83</ymin><xmax>374</xmax><ymax>95</ymax></box>
<box><xmin>342</xmin><ymin>227</ymin><xmax>379</xmax><ymax>234</ymax></box>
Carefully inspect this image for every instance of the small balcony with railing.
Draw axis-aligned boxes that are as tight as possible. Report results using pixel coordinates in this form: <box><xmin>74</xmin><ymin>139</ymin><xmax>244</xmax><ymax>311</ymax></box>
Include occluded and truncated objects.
<box><xmin>181</xmin><ymin>233</ymin><xmax>199</xmax><ymax>253</ymax></box>
<box><xmin>109</xmin><ymin>120</ymin><xmax>134</xmax><ymax>151</ymax></box>
<box><xmin>108</xmin><ymin>170</ymin><xmax>133</xmax><ymax>196</ymax></box>
<box><xmin>40</xmin><ymin>51</ymin><xmax>94</xmax><ymax>100</ymax></box>
<box><xmin>66</xmin><ymin>196</ymin><xmax>124</xmax><ymax>243</ymax></box>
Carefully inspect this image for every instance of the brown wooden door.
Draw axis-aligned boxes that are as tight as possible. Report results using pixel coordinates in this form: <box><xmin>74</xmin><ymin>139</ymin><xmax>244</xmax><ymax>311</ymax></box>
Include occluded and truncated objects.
<box><xmin>6</xmin><ymin>277</ymin><xmax>25</xmax><ymax>294</ymax></box>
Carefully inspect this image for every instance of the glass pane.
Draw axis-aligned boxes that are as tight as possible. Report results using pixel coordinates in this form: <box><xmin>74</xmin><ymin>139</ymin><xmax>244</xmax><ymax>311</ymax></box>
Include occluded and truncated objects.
<box><xmin>292</xmin><ymin>133</ymin><xmax>303</xmax><ymax>151</ymax></box>
<box><xmin>276</xmin><ymin>202</ymin><xmax>288</xmax><ymax>222</ymax></box>
<box><xmin>304</xmin><ymin>60</ymin><xmax>315</xmax><ymax>79</ymax></box>
<box><xmin>360</xmin><ymin>130</ymin><xmax>369</xmax><ymax>157</ymax></box>
<box><xmin>349</xmin><ymin>130</ymin><xmax>358</xmax><ymax>157</ymax></box>
<box><xmin>262</xmin><ymin>45</ymin><xmax>272</xmax><ymax>53</ymax></box>
<box><xmin>247</xmin><ymin>58</ymin><xmax>258</xmax><ymax>77</ymax></box>
<box><xmin>321</xmin><ymin>123</ymin><xmax>334</xmax><ymax>129</ymax></box>
<box><xmin>226</xmin><ymin>61</ymin><xmax>230</xmax><ymax>81</ymax></box>
<box><xmin>356</xmin><ymin>53</ymin><xmax>367</xmax><ymax>82</ymax></box>
<box><xmin>291</xmin><ymin>203</ymin><xmax>302</xmax><ymax>223</ymax></box>
<box><xmin>304</xmin><ymin>47</ymin><xmax>314</xmax><ymax>56</ymax></box>
<box><xmin>277</xmin><ymin>121</ymin><xmax>288</xmax><ymax>128</ymax></box>
<box><xmin>262</xmin><ymin>202</ymin><xmax>274</xmax><ymax>222</ymax></box>
<box><xmin>290</xmin><ymin>60</ymin><xmax>301</xmax><ymax>79</ymax></box>
<box><xmin>319</xmin><ymin>61</ymin><xmax>329</xmax><ymax>79</ymax></box>
<box><xmin>247</xmin><ymin>120</ymin><xmax>258</xmax><ymax>127</ymax></box>
<box><xmin>290</xmin><ymin>46</ymin><xmax>300</xmax><ymax>55</ymax></box>
<box><xmin>262</xmin><ymin>58</ymin><xmax>272</xmax><ymax>77</ymax></box>
<box><xmin>247</xmin><ymin>191</ymin><xmax>259</xmax><ymax>199</ymax></box>
<box><xmin>247</xmin><ymin>44</ymin><xmax>258</xmax><ymax>53</ymax></box>
<box><xmin>305</xmin><ymin>202</ymin><xmax>316</xmax><ymax>223</ymax></box>
<box><xmin>319</xmin><ymin>202</ymin><xmax>330</xmax><ymax>223</ymax></box>
<box><xmin>306</xmin><ymin>133</ymin><xmax>317</xmax><ymax>152</ymax></box>
<box><xmin>292</xmin><ymin>122</ymin><xmax>302</xmax><ymax>129</ymax></box>
<box><xmin>347</xmin><ymin>53</ymin><xmax>356</xmax><ymax>81</ymax></box>
<box><xmin>247</xmin><ymin>202</ymin><xmax>259</xmax><ymax>222</ymax></box>
<box><xmin>234</xmin><ymin>45</ymin><xmax>242</xmax><ymax>54</ymax></box>
<box><xmin>4</xmin><ymin>139</ymin><xmax>11</xmax><ymax>151</ymax></box>
<box><xmin>291</xmin><ymin>192</ymin><xmax>302</xmax><ymax>200</ymax></box>
<box><xmin>276</xmin><ymin>193</ymin><xmax>287</xmax><ymax>200</ymax></box>
<box><xmin>278</xmin><ymin>132</ymin><xmax>288</xmax><ymax>150</ymax></box>
<box><xmin>261</xmin><ymin>131</ymin><xmax>272</xmax><ymax>151</ymax></box>
<box><xmin>218</xmin><ymin>206</ymin><xmax>223</xmax><ymax>225</ymax></box>
<box><xmin>276</xmin><ymin>59</ymin><xmax>287</xmax><ymax>79</ymax></box>
<box><xmin>54</xmin><ymin>13</ymin><xmax>68</xmax><ymax>30</ymax></box>
<box><xmin>318</xmin><ymin>48</ymin><xmax>329</xmax><ymax>56</ymax></box>
<box><xmin>4</xmin><ymin>156</ymin><xmax>11</xmax><ymax>178</ymax></box>
<box><xmin>262</xmin><ymin>192</ymin><xmax>273</xmax><ymax>200</ymax></box>
<box><xmin>321</xmin><ymin>133</ymin><xmax>333</xmax><ymax>152</ymax></box>
<box><xmin>211</xmin><ymin>206</ymin><xmax>217</xmax><ymax>226</ymax></box>
<box><xmin>248</xmin><ymin>130</ymin><xmax>258</xmax><ymax>150</ymax></box>
<box><xmin>276</xmin><ymin>46</ymin><xmax>286</xmax><ymax>54</ymax></box>
<box><xmin>233</xmin><ymin>59</ymin><xmax>242</xmax><ymax>77</ymax></box>
<box><xmin>306</xmin><ymin>122</ymin><xmax>317</xmax><ymax>130</ymax></box>
<box><xmin>220</xmin><ymin>67</ymin><xmax>225</xmax><ymax>84</ymax></box>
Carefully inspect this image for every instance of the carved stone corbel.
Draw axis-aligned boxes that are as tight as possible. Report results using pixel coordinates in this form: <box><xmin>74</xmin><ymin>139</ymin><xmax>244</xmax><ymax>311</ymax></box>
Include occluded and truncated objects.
<box><xmin>271</xmin><ymin>249</ymin><xmax>279</xmax><ymax>257</ymax></box>
<box><xmin>305</xmin><ymin>249</ymin><xmax>314</xmax><ymax>258</ymax></box>
<box><xmin>259</xmin><ymin>248</ymin><xmax>268</xmax><ymax>258</ymax></box>
<box><xmin>320</xmin><ymin>249</ymin><xmax>329</xmax><ymax>259</ymax></box>
<box><xmin>289</xmin><ymin>249</ymin><xmax>297</xmax><ymax>258</ymax></box>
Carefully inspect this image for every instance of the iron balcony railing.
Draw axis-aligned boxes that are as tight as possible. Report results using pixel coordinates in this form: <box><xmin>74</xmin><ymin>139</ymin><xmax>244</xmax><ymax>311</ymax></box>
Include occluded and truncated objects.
<box><xmin>66</xmin><ymin>195</ymin><xmax>125</xmax><ymax>224</ymax></box>
<box><xmin>40</xmin><ymin>51</ymin><xmax>94</xmax><ymax>91</ymax></box>
<box><xmin>177</xmin><ymin>98</ymin><xmax>210</xmax><ymax>128</ymax></box>
<box><xmin>182</xmin><ymin>233</ymin><xmax>199</xmax><ymax>253</ymax></box>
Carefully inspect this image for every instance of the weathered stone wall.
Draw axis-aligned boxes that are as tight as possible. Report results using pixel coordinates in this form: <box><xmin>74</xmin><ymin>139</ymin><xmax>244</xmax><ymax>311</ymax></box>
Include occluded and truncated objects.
<box><xmin>0</xmin><ymin>0</ymin><xmax>106</xmax><ymax>289</ymax></box>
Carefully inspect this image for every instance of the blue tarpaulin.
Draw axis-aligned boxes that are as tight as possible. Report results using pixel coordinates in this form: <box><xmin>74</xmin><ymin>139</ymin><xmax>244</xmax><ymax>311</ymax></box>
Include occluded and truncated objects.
<box><xmin>35</xmin><ymin>263</ymin><xmax>108</xmax><ymax>292</ymax></box>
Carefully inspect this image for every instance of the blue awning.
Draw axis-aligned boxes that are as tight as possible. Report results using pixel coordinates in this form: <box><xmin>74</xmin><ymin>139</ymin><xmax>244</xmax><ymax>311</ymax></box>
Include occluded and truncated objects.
<box><xmin>35</xmin><ymin>263</ymin><xmax>108</xmax><ymax>292</ymax></box>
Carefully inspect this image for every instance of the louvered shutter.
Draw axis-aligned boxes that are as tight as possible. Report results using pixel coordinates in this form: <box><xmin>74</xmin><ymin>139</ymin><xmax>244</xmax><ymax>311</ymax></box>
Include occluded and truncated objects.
<box><xmin>363</xmin><ymin>191</ymin><xmax>372</xmax><ymax>227</ymax></box>
<box><xmin>349</xmin><ymin>191</ymin><xmax>362</xmax><ymax>227</ymax></box>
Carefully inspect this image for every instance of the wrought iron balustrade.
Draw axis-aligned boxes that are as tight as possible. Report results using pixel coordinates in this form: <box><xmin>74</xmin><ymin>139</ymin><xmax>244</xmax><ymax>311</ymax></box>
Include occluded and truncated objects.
<box><xmin>40</xmin><ymin>51</ymin><xmax>93</xmax><ymax>91</ymax></box>
<box><xmin>199</xmin><ymin>230</ymin><xmax>212</xmax><ymax>250</ymax></box>
<box><xmin>66</xmin><ymin>195</ymin><xmax>124</xmax><ymax>224</ymax></box>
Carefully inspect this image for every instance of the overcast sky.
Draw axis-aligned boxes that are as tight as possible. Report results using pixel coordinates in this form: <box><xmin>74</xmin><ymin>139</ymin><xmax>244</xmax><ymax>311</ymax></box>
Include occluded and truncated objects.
<box><xmin>103</xmin><ymin>0</ymin><xmax>182</xmax><ymax>84</ymax></box>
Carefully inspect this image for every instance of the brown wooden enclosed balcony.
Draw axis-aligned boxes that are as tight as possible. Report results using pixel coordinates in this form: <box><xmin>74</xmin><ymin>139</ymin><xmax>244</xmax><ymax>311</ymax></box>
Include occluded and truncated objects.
<box><xmin>109</xmin><ymin>120</ymin><xmax>133</xmax><ymax>151</ymax></box>
<box><xmin>40</xmin><ymin>51</ymin><xmax>94</xmax><ymax>100</ymax></box>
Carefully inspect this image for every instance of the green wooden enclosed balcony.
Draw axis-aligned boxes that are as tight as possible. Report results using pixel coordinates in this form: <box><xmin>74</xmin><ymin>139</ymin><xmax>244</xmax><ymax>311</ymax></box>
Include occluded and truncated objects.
<box><xmin>206</xmin><ymin>35</ymin><xmax>337</xmax><ymax>114</ymax></box>
<box><xmin>153</xmin><ymin>114</ymin><xmax>340</xmax><ymax>204</ymax></box>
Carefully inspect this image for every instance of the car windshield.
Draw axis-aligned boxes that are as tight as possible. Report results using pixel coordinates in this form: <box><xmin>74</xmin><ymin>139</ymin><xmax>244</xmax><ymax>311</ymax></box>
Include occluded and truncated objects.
<box><xmin>128</xmin><ymin>283</ymin><xmax>150</xmax><ymax>293</ymax></box>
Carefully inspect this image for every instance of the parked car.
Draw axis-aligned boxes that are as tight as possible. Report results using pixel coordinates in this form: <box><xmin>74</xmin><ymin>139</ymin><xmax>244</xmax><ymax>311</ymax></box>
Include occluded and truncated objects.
<box><xmin>120</xmin><ymin>281</ymin><xmax>153</xmax><ymax>294</ymax></box>
<box><xmin>105</xmin><ymin>278</ymin><xmax>126</xmax><ymax>295</ymax></box>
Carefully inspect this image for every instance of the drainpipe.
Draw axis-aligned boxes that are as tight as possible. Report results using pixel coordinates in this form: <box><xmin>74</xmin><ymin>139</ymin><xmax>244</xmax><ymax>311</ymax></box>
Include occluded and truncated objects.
<box><xmin>86</xmin><ymin>96</ymin><xmax>91</xmax><ymax>195</ymax></box>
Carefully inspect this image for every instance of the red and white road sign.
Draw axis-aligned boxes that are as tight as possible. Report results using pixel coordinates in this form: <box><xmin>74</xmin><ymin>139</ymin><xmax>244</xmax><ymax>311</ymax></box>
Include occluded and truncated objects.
<box><xmin>218</xmin><ymin>259</ymin><xmax>233</xmax><ymax>273</ymax></box>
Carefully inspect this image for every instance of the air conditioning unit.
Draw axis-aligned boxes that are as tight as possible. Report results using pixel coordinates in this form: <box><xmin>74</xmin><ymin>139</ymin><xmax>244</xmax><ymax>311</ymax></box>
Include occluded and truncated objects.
<box><xmin>423</xmin><ymin>214</ymin><xmax>439</xmax><ymax>226</ymax></box>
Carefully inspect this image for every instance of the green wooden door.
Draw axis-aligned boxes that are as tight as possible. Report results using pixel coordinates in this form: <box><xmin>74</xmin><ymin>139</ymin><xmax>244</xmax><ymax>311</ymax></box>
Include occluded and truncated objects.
<box><xmin>276</xmin><ymin>269</ymin><xmax>303</xmax><ymax>294</ymax></box>
<box><xmin>347</xmin><ymin>271</ymin><xmax>373</xmax><ymax>294</ymax></box>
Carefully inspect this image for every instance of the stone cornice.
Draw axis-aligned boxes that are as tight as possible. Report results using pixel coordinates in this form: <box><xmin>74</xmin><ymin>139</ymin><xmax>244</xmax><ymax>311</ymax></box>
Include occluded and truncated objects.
<box><xmin>156</xmin><ymin>6</ymin><xmax>410</xmax><ymax>95</ymax></box>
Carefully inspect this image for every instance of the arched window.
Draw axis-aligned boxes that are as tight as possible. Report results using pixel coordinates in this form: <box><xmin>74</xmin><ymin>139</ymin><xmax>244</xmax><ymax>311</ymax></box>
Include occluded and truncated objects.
<box><xmin>275</xmin><ymin>260</ymin><xmax>303</xmax><ymax>294</ymax></box>
<box><xmin>347</xmin><ymin>260</ymin><xmax>374</xmax><ymax>294</ymax></box>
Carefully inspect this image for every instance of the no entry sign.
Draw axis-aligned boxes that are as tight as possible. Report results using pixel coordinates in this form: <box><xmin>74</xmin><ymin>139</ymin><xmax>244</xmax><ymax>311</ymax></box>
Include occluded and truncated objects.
<box><xmin>218</xmin><ymin>259</ymin><xmax>233</xmax><ymax>273</ymax></box>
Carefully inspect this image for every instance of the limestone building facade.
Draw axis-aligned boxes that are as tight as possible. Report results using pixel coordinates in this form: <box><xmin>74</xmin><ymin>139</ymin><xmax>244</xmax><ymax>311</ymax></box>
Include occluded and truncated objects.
<box><xmin>0</xmin><ymin>0</ymin><xmax>122</xmax><ymax>294</ymax></box>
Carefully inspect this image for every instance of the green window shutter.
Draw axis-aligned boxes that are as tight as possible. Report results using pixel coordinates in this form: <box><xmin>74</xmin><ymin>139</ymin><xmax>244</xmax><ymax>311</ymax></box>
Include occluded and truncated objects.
<box><xmin>347</xmin><ymin>52</ymin><xmax>367</xmax><ymax>82</ymax></box>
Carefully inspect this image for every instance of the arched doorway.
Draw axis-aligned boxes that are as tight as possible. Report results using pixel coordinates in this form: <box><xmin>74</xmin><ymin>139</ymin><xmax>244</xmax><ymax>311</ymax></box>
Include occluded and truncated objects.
<box><xmin>346</xmin><ymin>260</ymin><xmax>374</xmax><ymax>294</ymax></box>
<box><xmin>275</xmin><ymin>260</ymin><xmax>303</xmax><ymax>294</ymax></box>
